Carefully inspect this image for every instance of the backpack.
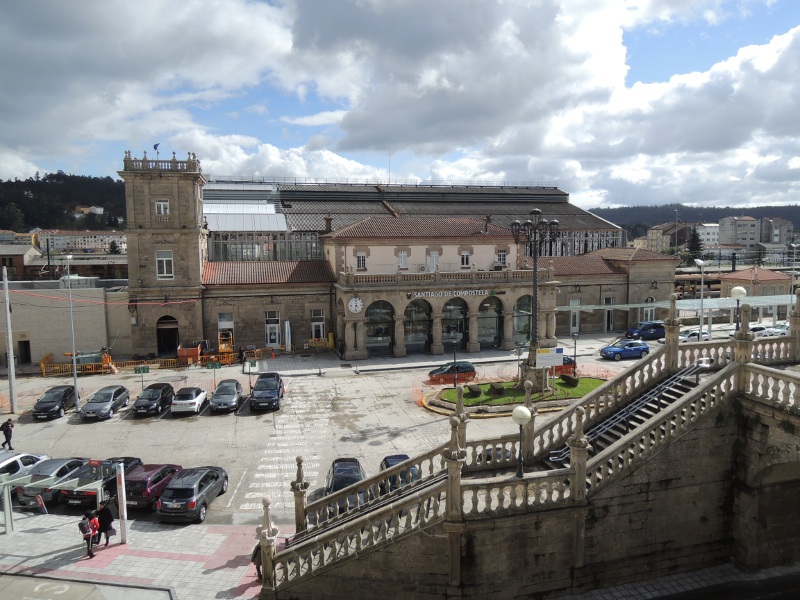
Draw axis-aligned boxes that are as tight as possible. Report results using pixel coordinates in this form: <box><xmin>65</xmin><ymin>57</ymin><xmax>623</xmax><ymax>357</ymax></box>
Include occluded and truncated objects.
<box><xmin>0</xmin><ymin>422</ymin><xmax>7</xmax><ymax>434</ymax></box>
<box><xmin>78</xmin><ymin>518</ymin><xmax>91</xmax><ymax>536</ymax></box>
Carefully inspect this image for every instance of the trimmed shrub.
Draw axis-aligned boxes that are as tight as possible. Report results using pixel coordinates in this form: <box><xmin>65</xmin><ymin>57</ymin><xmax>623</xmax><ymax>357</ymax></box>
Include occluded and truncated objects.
<box><xmin>560</xmin><ymin>374</ymin><xmax>580</xmax><ymax>388</ymax></box>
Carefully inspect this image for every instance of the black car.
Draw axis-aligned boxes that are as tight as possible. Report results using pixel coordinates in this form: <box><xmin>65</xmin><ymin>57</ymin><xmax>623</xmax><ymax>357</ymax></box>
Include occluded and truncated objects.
<box><xmin>156</xmin><ymin>466</ymin><xmax>228</xmax><ymax>524</ymax></box>
<box><xmin>60</xmin><ymin>456</ymin><xmax>143</xmax><ymax>506</ymax></box>
<box><xmin>133</xmin><ymin>383</ymin><xmax>175</xmax><ymax>416</ymax></box>
<box><xmin>428</xmin><ymin>361</ymin><xmax>477</xmax><ymax>384</ymax></box>
<box><xmin>323</xmin><ymin>458</ymin><xmax>368</xmax><ymax>512</ymax></box>
<box><xmin>378</xmin><ymin>454</ymin><xmax>420</xmax><ymax>494</ymax></box>
<box><xmin>32</xmin><ymin>385</ymin><xmax>76</xmax><ymax>420</ymax></box>
<box><xmin>250</xmin><ymin>372</ymin><xmax>284</xmax><ymax>411</ymax></box>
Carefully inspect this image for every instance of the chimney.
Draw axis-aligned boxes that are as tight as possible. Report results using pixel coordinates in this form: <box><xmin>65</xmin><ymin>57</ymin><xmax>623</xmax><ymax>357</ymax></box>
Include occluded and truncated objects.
<box><xmin>484</xmin><ymin>214</ymin><xmax>492</xmax><ymax>233</ymax></box>
<box><xmin>324</xmin><ymin>215</ymin><xmax>333</xmax><ymax>233</ymax></box>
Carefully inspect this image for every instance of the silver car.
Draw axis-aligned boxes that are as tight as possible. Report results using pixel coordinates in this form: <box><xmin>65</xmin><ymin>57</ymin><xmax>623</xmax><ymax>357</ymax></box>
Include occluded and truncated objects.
<box><xmin>16</xmin><ymin>457</ymin><xmax>87</xmax><ymax>507</ymax></box>
<box><xmin>80</xmin><ymin>385</ymin><xmax>130</xmax><ymax>420</ymax></box>
<box><xmin>209</xmin><ymin>379</ymin><xmax>245</xmax><ymax>413</ymax></box>
<box><xmin>0</xmin><ymin>451</ymin><xmax>51</xmax><ymax>480</ymax></box>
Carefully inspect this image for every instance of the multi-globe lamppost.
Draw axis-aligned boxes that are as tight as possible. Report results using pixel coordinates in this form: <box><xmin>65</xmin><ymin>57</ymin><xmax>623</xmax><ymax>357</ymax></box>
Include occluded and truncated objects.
<box><xmin>694</xmin><ymin>258</ymin><xmax>707</xmax><ymax>336</ymax></box>
<box><xmin>65</xmin><ymin>255</ymin><xmax>80</xmax><ymax>411</ymax></box>
<box><xmin>511</xmin><ymin>209</ymin><xmax>559</xmax><ymax>366</ymax></box>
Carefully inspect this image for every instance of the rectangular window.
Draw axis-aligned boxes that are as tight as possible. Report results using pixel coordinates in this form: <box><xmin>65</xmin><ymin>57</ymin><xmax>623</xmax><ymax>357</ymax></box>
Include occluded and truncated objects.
<box><xmin>356</xmin><ymin>252</ymin><xmax>367</xmax><ymax>270</ymax></box>
<box><xmin>155</xmin><ymin>200</ymin><xmax>169</xmax><ymax>215</ymax></box>
<box><xmin>311</xmin><ymin>309</ymin><xmax>325</xmax><ymax>339</ymax></box>
<box><xmin>428</xmin><ymin>251</ymin><xmax>439</xmax><ymax>272</ymax></box>
<box><xmin>218</xmin><ymin>312</ymin><xmax>234</xmax><ymax>328</ymax></box>
<box><xmin>398</xmin><ymin>251</ymin><xmax>408</xmax><ymax>269</ymax></box>
<box><xmin>497</xmin><ymin>250</ymin><xmax>507</xmax><ymax>266</ymax></box>
<box><xmin>460</xmin><ymin>251</ymin><xmax>470</xmax><ymax>268</ymax></box>
<box><xmin>156</xmin><ymin>250</ymin><xmax>173</xmax><ymax>280</ymax></box>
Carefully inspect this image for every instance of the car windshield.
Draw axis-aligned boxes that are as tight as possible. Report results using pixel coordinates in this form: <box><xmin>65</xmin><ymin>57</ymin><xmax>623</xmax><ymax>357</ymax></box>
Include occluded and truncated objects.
<box><xmin>215</xmin><ymin>385</ymin><xmax>236</xmax><ymax>395</ymax></box>
<box><xmin>609</xmin><ymin>341</ymin><xmax>629</xmax><ymax>348</ymax></box>
<box><xmin>38</xmin><ymin>390</ymin><xmax>63</xmax><ymax>403</ymax></box>
<box><xmin>139</xmin><ymin>389</ymin><xmax>160</xmax><ymax>400</ymax></box>
<box><xmin>175</xmin><ymin>393</ymin><xmax>195</xmax><ymax>401</ymax></box>
<box><xmin>679</xmin><ymin>329</ymin><xmax>697</xmax><ymax>336</ymax></box>
<box><xmin>162</xmin><ymin>488</ymin><xmax>194</xmax><ymax>499</ymax></box>
<box><xmin>127</xmin><ymin>481</ymin><xmax>147</xmax><ymax>494</ymax></box>
<box><xmin>254</xmin><ymin>379</ymin><xmax>278</xmax><ymax>391</ymax></box>
<box><xmin>88</xmin><ymin>392</ymin><xmax>112</xmax><ymax>404</ymax></box>
<box><xmin>331</xmin><ymin>473</ymin><xmax>362</xmax><ymax>492</ymax></box>
<box><xmin>631</xmin><ymin>322</ymin><xmax>647</xmax><ymax>330</ymax></box>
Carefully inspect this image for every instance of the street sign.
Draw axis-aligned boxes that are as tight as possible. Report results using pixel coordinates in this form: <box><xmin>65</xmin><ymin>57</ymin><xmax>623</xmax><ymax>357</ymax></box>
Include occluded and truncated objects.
<box><xmin>134</xmin><ymin>366</ymin><xmax>150</xmax><ymax>374</ymax></box>
<box><xmin>249</xmin><ymin>360</ymin><xmax>256</xmax><ymax>368</ymax></box>
<box><xmin>206</xmin><ymin>362</ymin><xmax>222</xmax><ymax>369</ymax></box>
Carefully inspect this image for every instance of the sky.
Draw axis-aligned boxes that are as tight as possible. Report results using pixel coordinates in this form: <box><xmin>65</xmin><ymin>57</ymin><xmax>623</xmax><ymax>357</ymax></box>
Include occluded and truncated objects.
<box><xmin>1</xmin><ymin>0</ymin><xmax>799</xmax><ymax>210</ymax></box>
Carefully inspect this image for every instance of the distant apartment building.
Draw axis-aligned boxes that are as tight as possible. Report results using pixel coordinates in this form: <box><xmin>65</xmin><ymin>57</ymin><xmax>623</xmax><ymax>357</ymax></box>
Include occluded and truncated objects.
<box><xmin>718</xmin><ymin>216</ymin><xmax>760</xmax><ymax>249</ymax></box>
<box><xmin>35</xmin><ymin>229</ymin><xmax>127</xmax><ymax>254</ymax></box>
<box><xmin>646</xmin><ymin>222</ymin><xmax>690</xmax><ymax>253</ymax></box>
<box><xmin>761</xmin><ymin>217</ymin><xmax>794</xmax><ymax>245</ymax></box>
<box><xmin>696</xmin><ymin>223</ymin><xmax>719</xmax><ymax>247</ymax></box>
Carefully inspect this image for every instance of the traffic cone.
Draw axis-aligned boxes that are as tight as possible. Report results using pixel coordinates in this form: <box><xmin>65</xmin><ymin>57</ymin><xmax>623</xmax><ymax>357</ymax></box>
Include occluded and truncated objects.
<box><xmin>271</xmin><ymin>350</ymin><xmax>276</xmax><ymax>359</ymax></box>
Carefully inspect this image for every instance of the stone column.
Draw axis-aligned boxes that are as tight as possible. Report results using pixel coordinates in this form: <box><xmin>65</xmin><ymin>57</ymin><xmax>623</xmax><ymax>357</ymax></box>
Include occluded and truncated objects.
<box><xmin>355</xmin><ymin>320</ymin><xmax>364</xmax><ymax>352</ymax></box>
<box><xmin>443</xmin><ymin>415</ymin><xmax>466</xmax><ymax>591</ymax></box>
<box><xmin>454</xmin><ymin>385</ymin><xmax>469</xmax><ymax>450</ymax></box>
<box><xmin>502</xmin><ymin>307</ymin><xmax>515</xmax><ymax>350</ymax></box>
<box><xmin>256</xmin><ymin>496</ymin><xmax>280</xmax><ymax>590</ymax></box>
<box><xmin>432</xmin><ymin>312</ymin><xmax>444</xmax><ymax>355</ymax></box>
<box><xmin>393</xmin><ymin>315</ymin><xmax>407</xmax><ymax>357</ymax></box>
<box><xmin>467</xmin><ymin>313</ymin><xmax>480</xmax><ymax>352</ymax></box>
<box><xmin>568</xmin><ymin>407</ymin><xmax>590</xmax><ymax>569</ymax></box>
<box><xmin>523</xmin><ymin>380</ymin><xmax>537</xmax><ymax>464</ymax></box>
<box><xmin>344</xmin><ymin>320</ymin><xmax>355</xmax><ymax>357</ymax></box>
<box><xmin>290</xmin><ymin>456</ymin><xmax>310</xmax><ymax>535</ymax></box>
<box><xmin>734</xmin><ymin>305</ymin><xmax>755</xmax><ymax>394</ymax></box>
<box><xmin>664</xmin><ymin>293</ymin><xmax>681</xmax><ymax>372</ymax></box>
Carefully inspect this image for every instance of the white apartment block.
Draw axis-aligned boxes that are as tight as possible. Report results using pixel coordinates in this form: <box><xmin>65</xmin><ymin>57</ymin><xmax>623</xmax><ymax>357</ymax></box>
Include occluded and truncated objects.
<box><xmin>696</xmin><ymin>223</ymin><xmax>719</xmax><ymax>247</ymax></box>
<box><xmin>35</xmin><ymin>230</ymin><xmax>127</xmax><ymax>254</ymax></box>
<box><xmin>718</xmin><ymin>216</ymin><xmax>760</xmax><ymax>249</ymax></box>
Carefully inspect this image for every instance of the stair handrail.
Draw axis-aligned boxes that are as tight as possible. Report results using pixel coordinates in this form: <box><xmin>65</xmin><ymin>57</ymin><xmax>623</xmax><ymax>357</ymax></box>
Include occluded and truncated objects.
<box><xmin>676</xmin><ymin>339</ymin><xmax>732</xmax><ymax>369</ymax></box>
<box><xmin>275</xmin><ymin>477</ymin><xmax>448</xmax><ymax>588</ymax></box>
<box><xmin>585</xmin><ymin>363</ymin><xmax>739</xmax><ymax>495</ymax></box>
<box><xmin>742</xmin><ymin>362</ymin><xmax>800</xmax><ymax>408</ymax></box>
<box><xmin>460</xmin><ymin>467</ymin><xmax>573</xmax><ymax>519</ymax></box>
<box><xmin>548</xmin><ymin>362</ymin><xmax>706</xmax><ymax>463</ymax></box>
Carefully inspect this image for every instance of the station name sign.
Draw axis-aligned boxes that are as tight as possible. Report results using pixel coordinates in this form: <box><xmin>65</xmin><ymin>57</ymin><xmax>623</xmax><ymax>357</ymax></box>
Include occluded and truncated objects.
<box><xmin>412</xmin><ymin>289</ymin><xmax>490</xmax><ymax>298</ymax></box>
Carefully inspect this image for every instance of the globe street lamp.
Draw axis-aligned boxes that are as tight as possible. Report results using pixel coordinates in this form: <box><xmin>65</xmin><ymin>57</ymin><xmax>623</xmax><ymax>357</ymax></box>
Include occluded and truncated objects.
<box><xmin>511</xmin><ymin>209</ymin><xmax>559</xmax><ymax>366</ymax></box>
<box><xmin>512</xmin><ymin>405</ymin><xmax>532</xmax><ymax>478</ymax></box>
<box><xmin>65</xmin><ymin>255</ymin><xmax>80</xmax><ymax>411</ymax></box>
<box><xmin>694</xmin><ymin>259</ymin><xmax>707</xmax><ymax>337</ymax></box>
<box><xmin>731</xmin><ymin>286</ymin><xmax>747</xmax><ymax>332</ymax></box>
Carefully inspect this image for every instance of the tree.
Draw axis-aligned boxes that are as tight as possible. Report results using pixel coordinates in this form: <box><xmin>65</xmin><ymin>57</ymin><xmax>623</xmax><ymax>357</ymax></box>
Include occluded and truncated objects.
<box><xmin>0</xmin><ymin>202</ymin><xmax>25</xmax><ymax>231</ymax></box>
<box><xmin>108</xmin><ymin>240</ymin><xmax>121</xmax><ymax>255</ymax></box>
<box><xmin>687</xmin><ymin>226</ymin><xmax>703</xmax><ymax>259</ymax></box>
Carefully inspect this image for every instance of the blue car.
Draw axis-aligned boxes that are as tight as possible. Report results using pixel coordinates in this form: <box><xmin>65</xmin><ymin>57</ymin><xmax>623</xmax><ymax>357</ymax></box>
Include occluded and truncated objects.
<box><xmin>600</xmin><ymin>340</ymin><xmax>650</xmax><ymax>361</ymax></box>
<box><xmin>249</xmin><ymin>372</ymin><xmax>284</xmax><ymax>411</ymax></box>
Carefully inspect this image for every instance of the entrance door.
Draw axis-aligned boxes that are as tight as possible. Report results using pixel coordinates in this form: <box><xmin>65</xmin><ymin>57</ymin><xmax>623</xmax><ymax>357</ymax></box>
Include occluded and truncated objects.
<box><xmin>265</xmin><ymin>310</ymin><xmax>281</xmax><ymax>348</ymax></box>
<box><xmin>604</xmin><ymin>297</ymin><xmax>614</xmax><ymax>333</ymax></box>
<box><xmin>17</xmin><ymin>340</ymin><xmax>31</xmax><ymax>364</ymax></box>
<box><xmin>156</xmin><ymin>316</ymin><xmax>179</xmax><ymax>357</ymax></box>
<box><xmin>569</xmin><ymin>299</ymin><xmax>580</xmax><ymax>335</ymax></box>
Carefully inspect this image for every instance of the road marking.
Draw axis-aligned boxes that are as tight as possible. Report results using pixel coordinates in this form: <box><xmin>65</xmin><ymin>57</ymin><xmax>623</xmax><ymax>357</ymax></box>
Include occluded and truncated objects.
<box><xmin>226</xmin><ymin>467</ymin><xmax>247</xmax><ymax>509</ymax></box>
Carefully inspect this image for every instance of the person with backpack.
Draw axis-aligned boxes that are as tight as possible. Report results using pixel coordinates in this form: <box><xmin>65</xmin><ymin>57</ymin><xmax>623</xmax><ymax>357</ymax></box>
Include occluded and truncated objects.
<box><xmin>78</xmin><ymin>511</ymin><xmax>95</xmax><ymax>558</ymax></box>
<box><xmin>0</xmin><ymin>418</ymin><xmax>13</xmax><ymax>451</ymax></box>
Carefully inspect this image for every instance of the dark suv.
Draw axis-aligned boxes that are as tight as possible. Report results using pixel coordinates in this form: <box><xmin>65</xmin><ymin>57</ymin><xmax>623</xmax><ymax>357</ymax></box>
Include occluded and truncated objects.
<box><xmin>156</xmin><ymin>466</ymin><xmax>228</xmax><ymax>524</ymax></box>
<box><xmin>625</xmin><ymin>320</ymin><xmax>665</xmax><ymax>340</ymax></box>
<box><xmin>125</xmin><ymin>463</ymin><xmax>182</xmax><ymax>510</ymax></box>
<box><xmin>32</xmin><ymin>385</ymin><xmax>76</xmax><ymax>420</ymax></box>
<box><xmin>249</xmin><ymin>373</ymin><xmax>284</xmax><ymax>411</ymax></box>
<box><xmin>60</xmin><ymin>456</ymin><xmax>143</xmax><ymax>506</ymax></box>
<box><xmin>133</xmin><ymin>383</ymin><xmax>175</xmax><ymax>416</ymax></box>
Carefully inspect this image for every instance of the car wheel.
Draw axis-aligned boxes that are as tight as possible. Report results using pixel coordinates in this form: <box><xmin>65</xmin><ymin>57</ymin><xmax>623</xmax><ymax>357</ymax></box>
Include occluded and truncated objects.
<box><xmin>614</xmin><ymin>354</ymin><xmax>622</xmax><ymax>361</ymax></box>
<box><xmin>150</xmin><ymin>498</ymin><xmax>158</xmax><ymax>511</ymax></box>
<box><xmin>220</xmin><ymin>477</ymin><xmax>228</xmax><ymax>495</ymax></box>
<box><xmin>640</xmin><ymin>351</ymin><xmax>649</xmax><ymax>358</ymax></box>
<box><xmin>108</xmin><ymin>409</ymin><xmax>114</xmax><ymax>419</ymax></box>
<box><xmin>58</xmin><ymin>407</ymin><xmax>65</xmax><ymax>418</ymax></box>
<box><xmin>123</xmin><ymin>397</ymin><xmax>129</xmax><ymax>407</ymax></box>
<box><xmin>196</xmin><ymin>504</ymin><xmax>207</xmax><ymax>523</ymax></box>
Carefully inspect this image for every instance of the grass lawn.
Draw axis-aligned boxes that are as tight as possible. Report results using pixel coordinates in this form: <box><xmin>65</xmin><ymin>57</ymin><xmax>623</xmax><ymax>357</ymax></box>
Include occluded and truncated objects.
<box><xmin>438</xmin><ymin>377</ymin><xmax>605</xmax><ymax>406</ymax></box>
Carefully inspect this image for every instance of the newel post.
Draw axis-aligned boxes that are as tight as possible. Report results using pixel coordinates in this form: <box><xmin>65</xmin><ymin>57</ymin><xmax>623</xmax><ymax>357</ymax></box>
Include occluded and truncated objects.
<box><xmin>443</xmin><ymin>415</ymin><xmax>467</xmax><ymax>591</ymax></box>
<box><xmin>568</xmin><ymin>406</ymin><xmax>590</xmax><ymax>568</ymax></box>
<box><xmin>257</xmin><ymin>496</ymin><xmax>280</xmax><ymax>590</ymax></box>
<box><xmin>290</xmin><ymin>456</ymin><xmax>310</xmax><ymax>534</ymax></box>
<box><xmin>664</xmin><ymin>293</ymin><xmax>681</xmax><ymax>372</ymax></box>
<box><xmin>455</xmin><ymin>385</ymin><xmax>469</xmax><ymax>450</ymax></box>
<box><xmin>523</xmin><ymin>380</ymin><xmax>537</xmax><ymax>464</ymax></box>
<box><xmin>790</xmin><ymin>289</ymin><xmax>800</xmax><ymax>362</ymax></box>
<box><xmin>734</xmin><ymin>304</ymin><xmax>755</xmax><ymax>393</ymax></box>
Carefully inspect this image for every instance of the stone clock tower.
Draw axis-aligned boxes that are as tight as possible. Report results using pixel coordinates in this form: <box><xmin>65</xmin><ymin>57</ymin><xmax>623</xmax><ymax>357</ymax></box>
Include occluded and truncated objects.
<box><xmin>118</xmin><ymin>150</ymin><xmax>208</xmax><ymax>356</ymax></box>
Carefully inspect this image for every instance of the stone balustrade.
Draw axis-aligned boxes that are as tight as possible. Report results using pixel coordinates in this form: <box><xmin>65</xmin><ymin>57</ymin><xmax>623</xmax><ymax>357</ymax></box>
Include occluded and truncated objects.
<box><xmin>337</xmin><ymin>267</ymin><xmax>552</xmax><ymax>287</ymax></box>
<box><xmin>586</xmin><ymin>363</ymin><xmax>739</xmax><ymax>493</ymax></box>
<box><xmin>275</xmin><ymin>478</ymin><xmax>448</xmax><ymax>587</ymax></box>
<box><xmin>676</xmin><ymin>340</ymin><xmax>731</xmax><ymax>369</ymax></box>
<box><xmin>460</xmin><ymin>469</ymin><xmax>572</xmax><ymax>518</ymax></box>
<box><xmin>122</xmin><ymin>150</ymin><xmax>201</xmax><ymax>173</ymax></box>
<box><xmin>461</xmin><ymin>435</ymin><xmax>519</xmax><ymax>473</ymax></box>
<box><xmin>743</xmin><ymin>363</ymin><xmax>800</xmax><ymax>408</ymax></box>
<box><xmin>753</xmin><ymin>336</ymin><xmax>793</xmax><ymax>364</ymax></box>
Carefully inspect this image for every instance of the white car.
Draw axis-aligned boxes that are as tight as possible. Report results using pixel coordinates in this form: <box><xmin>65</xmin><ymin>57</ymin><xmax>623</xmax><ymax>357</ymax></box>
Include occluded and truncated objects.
<box><xmin>0</xmin><ymin>451</ymin><xmax>51</xmax><ymax>478</ymax></box>
<box><xmin>678</xmin><ymin>328</ymin><xmax>711</xmax><ymax>343</ymax></box>
<box><xmin>171</xmin><ymin>387</ymin><xmax>208</xmax><ymax>415</ymax></box>
<box><xmin>765</xmin><ymin>323</ymin><xmax>790</xmax><ymax>336</ymax></box>
<box><xmin>729</xmin><ymin>325</ymin><xmax>768</xmax><ymax>338</ymax></box>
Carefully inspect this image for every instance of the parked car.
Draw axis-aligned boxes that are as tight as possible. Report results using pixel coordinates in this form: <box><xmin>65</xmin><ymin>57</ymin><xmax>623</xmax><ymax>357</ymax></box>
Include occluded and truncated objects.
<box><xmin>16</xmin><ymin>457</ymin><xmax>87</xmax><ymax>508</ymax></box>
<box><xmin>156</xmin><ymin>466</ymin><xmax>228</xmax><ymax>523</ymax></box>
<box><xmin>600</xmin><ymin>340</ymin><xmax>650</xmax><ymax>361</ymax></box>
<box><xmin>625</xmin><ymin>321</ymin><xmax>665</xmax><ymax>340</ymax></box>
<box><xmin>171</xmin><ymin>387</ymin><xmax>208</xmax><ymax>415</ymax></box>
<box><xmin>133</xmin><ymin>383</ymin><xmax>175</xmax><ymax>416</ymax></box>
<box><xmin>32</xmin><ymin>385</ymin><xmax>76</xmax><ymax>420</ymax></box>
<box><xmin>0</xmin><ymin>451</ymin><xmax>51</xmax><ymax>479</ymax></box>
<box><xmin>678</xmin><ymin>328</ymin><xmax>711</xmax><ymax>343</ymax></box>
<box><xmin>210</xmin><ymin>379</ymin><xmax>245</xmax><ymax>413</ymax></box>
<box><xmin>125</xmin><ymin>463</ymin><xmax>182</xmax><ymax>510</ymax></box>
<box><xmin>728</xmin><ymin>325</ymin><xmax>769</xmax><ymax>338</ymax></box>
<box><xmin>765</xmin><ymin>322</ymin><xmax>790</xmax><ymax>336</ymax></box>
<box><xmin>80</xmin><ymin>385</ymin><xmax>130</xmax><ymax>420</ymax></box>
<box><xmin>249</xmin><ymin>373</ymin><xmax>284</xmax><ymax>411</ymax></box>
<box><xmin>428</xmin><ymin>361</ymin><xmax>477</xmax><ymax>384</ymax></box>
<box><xmin>60</xmin><ymin>456</ymin><xmax>143</xmax><ymax>506</ymax></box>
<box><xmin>322</xmin><ymin>458</ymin><xmax>368</xmax><ymax>512</ymax></box>
<box><xmin>378</xmin><ymin>454</ymin><xmax>420</xmax><ymax>494</ymax></box>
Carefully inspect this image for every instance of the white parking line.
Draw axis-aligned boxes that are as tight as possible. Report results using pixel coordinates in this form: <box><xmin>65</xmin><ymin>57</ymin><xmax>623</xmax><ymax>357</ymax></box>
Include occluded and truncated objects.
<box><xmin>226</xmin><ymin>467</ymin><xmax>247</xmax><ymax>509</ymax></box>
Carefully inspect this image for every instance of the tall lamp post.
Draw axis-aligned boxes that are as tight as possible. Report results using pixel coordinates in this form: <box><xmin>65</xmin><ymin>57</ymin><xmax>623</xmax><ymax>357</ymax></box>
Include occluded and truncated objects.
<box><xmin>511</xmin><ymin>209</ymin><xmax>559</xmax><ymax>366</ymax></box>
<box><xmin>731</xmin><ymin>286</ymin><xmax>747</xmax><ymax>332</ymax></box>
<box><xmin>790</xmin><ymin>243</ymin><xmax>798</xmax><ymax>305</ymax></box>
<box><xmin>694</xmin><ymin>259</ymin><xmax>707</xmax><ymax>336</ymax></box>
<box><xmin>65</xmin><ymin>255</ymin><xmax>80</xmax><ymax>411</ymax></box>
<box><xmin>512</xmin><ymin>405</ymin><xmax>532</xmax><ymax>478</ymax></box>
<box><xmin>572</xmin><ymin>332</ymin><xmax>579</xmax><ymax>375</ymax></box>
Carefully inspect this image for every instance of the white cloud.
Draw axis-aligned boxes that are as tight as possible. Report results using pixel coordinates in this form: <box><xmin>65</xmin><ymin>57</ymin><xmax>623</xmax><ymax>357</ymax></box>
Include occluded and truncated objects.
<box><xmin>280</xmin><ymin>111</ymin><xmax>347</xmax><ymax>126</ymax></box>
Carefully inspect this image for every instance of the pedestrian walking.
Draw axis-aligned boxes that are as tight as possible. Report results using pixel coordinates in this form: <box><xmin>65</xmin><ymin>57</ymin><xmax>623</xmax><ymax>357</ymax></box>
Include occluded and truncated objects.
<box><xmin>239</xmin><ymin>346</ymin><xmax>245</xmax><ymax>364</ymax></box>
<box><xmin>78</xmin><ymin>511</ymin><xmax>95</xmax><ymax>558</ymax></box>
<box><xmin>96</xmin><ymin>500</ymin><xmax>115</xmax><ymax>546</ymax></box>
<box><xmin>251</xmin><ymin>543</ymin><xmax>263</xmax><ymax>581</ymax></box>
<box><xmin>0</xmin><ymin>418</ymin><xmax>13</xmax><ymax>451</ymax></box>
<box><xmin>90</xmin><ymin>511</ymin><xmax>100</xmax><ymax>546</ymax></box>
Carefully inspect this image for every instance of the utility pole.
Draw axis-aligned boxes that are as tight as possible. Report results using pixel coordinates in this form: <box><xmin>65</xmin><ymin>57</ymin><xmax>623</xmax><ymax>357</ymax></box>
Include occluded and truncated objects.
<box><xmin>3</xmin><ymin>267</ymin><xmax>17</xmax><ymax>414</ymax></box>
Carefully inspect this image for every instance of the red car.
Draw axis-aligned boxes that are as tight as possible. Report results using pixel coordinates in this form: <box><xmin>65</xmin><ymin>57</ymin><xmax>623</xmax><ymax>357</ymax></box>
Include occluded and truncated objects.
<box><xmin>124</xmin><ymin>463</ymin><xmax>182</xmax><ymax>510</ymax></box>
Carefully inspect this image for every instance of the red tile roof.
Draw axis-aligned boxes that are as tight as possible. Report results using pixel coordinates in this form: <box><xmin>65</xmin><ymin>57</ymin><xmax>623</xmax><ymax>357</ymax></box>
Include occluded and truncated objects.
<box><xmin>202</xmin><ymin>261</ymin><xmax>336</xmax><ymax>285</ymax></box>
<box><xmin>322</xmin><ymin>216</ymin><xmax>510</xmax><ymax>239</ymax></box>
<box><xmin>546</xmin><ymin>256</ymin><xmax>628</xmax><ymax>276</ymax></box>
<box><xmin>717</xmin><ymin>266</ymin><xmax>789</xmax><ymax>282</ymax></box>
<box><xmin>588</xmin><ymin>247</ymin><xmax>680</xmax><ymax>262</ymax></box>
